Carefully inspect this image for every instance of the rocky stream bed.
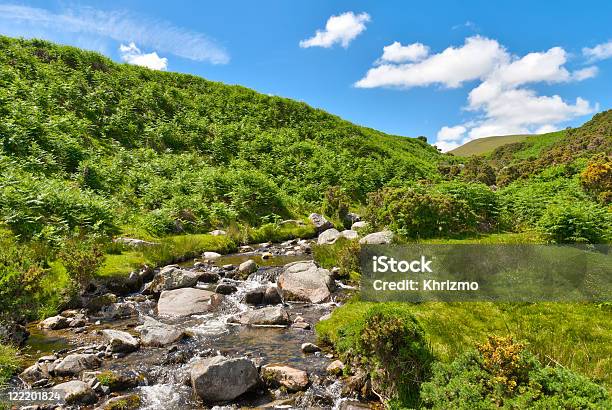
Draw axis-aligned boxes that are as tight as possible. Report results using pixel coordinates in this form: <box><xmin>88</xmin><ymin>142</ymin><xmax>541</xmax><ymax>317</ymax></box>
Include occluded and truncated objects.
<box><xmin>5</xmin><ymin>217</ymin><xmax>392</xmax><ymax>410</ymax></box>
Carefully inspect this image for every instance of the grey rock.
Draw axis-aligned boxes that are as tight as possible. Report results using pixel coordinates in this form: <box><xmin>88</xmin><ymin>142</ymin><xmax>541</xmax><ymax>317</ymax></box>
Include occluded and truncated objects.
<box><xmin>309</xmin><ymin>213</ymin><xmax>333</xmax><ymax>233</ymax></box>
<box><xmin>344</xmin><ymin>212</ymin><xmax>361</xmax><ymax>226</ymax></box>
<box><xmin>54</xmin><ymin>354</ymin><xmax>101</xmax><ymax>376</ymax></box>
<box><xmin>243</xmin><ymin>288</ymin><xmax>265</xmax><ymax>305</ymax></box>
<box><xmin>202</xmin><ymin>251</ymin><xmax>222</xmax><ymax>260</ymax></box>
<box><xmin>101</xmin><ymin>329</ymin><xmax>139</xmax><ymax>353</ymax></box>
<box><xmin>99</xmin><ymin>301</ymin><xmax>138</xmax><ymax>319</ymax></box>
<box><xmin>209</xmin><ymin>229</ymin><xmax>227</xmax><ymax>236</ymax></box>
<box><xmin>238</xmin><ymin>260</ymin><xmax>258</xmax><ymax>276</ymax></box>
<box><xmin>229</xmin><ymin>306</ymin><xmax>290</xmax><ymax>326</ymax></box>
<box><xmin>359</xmin><ymin>230</ymin><xmax>394</xmax><ymax>245</ymax></box>
<box><xmin>39</xmin><ymin>315</ymin><xmax>69</xmax><ymax>330</ymax></box>
<box><xmin>264</xmin><ymin>287</ymin><xmax>282</xmax><ymax>305</ymax></box>
<box><xmin>197</xmin><ymin>271</ymin><xmax>221</xmax><ymax>283</ymax></box>
<box><xmin>340</xmin><ymin>229</ymin><xmax>359</xmax><ymax>240</ymax></box>
<box><xmin>52</xmin><ymin>380</ymin><xmax>97</xmax><ymax>405</ymax></box>
<box><xmin>277</xmin><ymin>261</ymin><xmax>334</xmax><ymax>303</ymax></box>
<box><xmin>191</xmin><ymin>356</ymin><xmax>259</xmax><ymax>403</ymax></box>
<box><xmin>261</xmin><ymin>364</ymin><xmax>309</xmax><ymax>392</ymax></box>
<box><xmin>148</xmin><ymin>265</ymin><xmax>200</xmax><ymax>293</ymax></box>
<box><xmin>215</xmin><ymin>282</ymin><xmax>238</xmax><ymax>295</ymax></box>
<box><xmin>317</xmin><ymin>228</ymin><xmax>341</xmax><ymax>245</ymax></box>
<box><xmin>157</xmin><ymin>288</ymin><xmax>223</xmax><ymax>318</ymax></box>
<box><xmin>136</xmin><ymin>316</ymin><xmax>187</xmax><ymax>347</ymax></box>
<box><xmin>301</xmin><ymin>343</ymin><xmax>321</xmax><ymax>353</ymax></box>
<box><xmin>351</xmin><ymin>221</ymin><xmax>369</xmax><ymax>231</ymax></box>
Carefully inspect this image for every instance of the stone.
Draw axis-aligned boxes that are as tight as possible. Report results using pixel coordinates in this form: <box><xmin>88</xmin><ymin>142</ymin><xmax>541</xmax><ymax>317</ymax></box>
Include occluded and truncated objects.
<box><xmin>239</xmin><ymin>245</ymin><xmax>254</xmax><ymax>253</ymax></box>
<box><xmin>261</xmin><ymin>364</ymin><xmax>309</xmax><ymax>391</ymax></box>
<box><xmin>191</xmin><ymin>356</ymin><xmax>260</xmax><ymax>403</ymax></box>
<box><xmin>340</xmin><ymin>230</ymin><xmax>359</xmax><ymax>240</ymax></box>
<box><xmin>359</xmin><ymin>230</ymin><xmax>394</xmax><ymax>245</ymax></box>
<box><xmin>114</xmin><ymin>237</ymin><xmax>157</xmax><ymax>247</ymax></box>
<box><xmin>99</xmin><ymin>301</ymin><xmax>138</xmax><ymax>319</ymax></box>
<box><xmin>148</xmin><ymin>265</ymin><xmax>200</xmax><ymax>293</ymax></box>
<box><xmin>20</xmin><ymin>364</ymin><xmax>46</xmax><ymax>383</ymax></box>
<box><xmin>317</xmin><ymin>228</ymin><xmax>341</xmax><ymax>245</ymax></box>
<box><xmin>351</xmin><ymin>221</ymin><xmax>369</xmax><ymax>231</ymax></box>
<box><xmin>136</xmin><ymin>316</ymin><xmax>187</xmax><ymax>347</ymax></box>
<box><xmin>54</xmin><ymin>354</ymin><xmax>101</xmax><ymax>376</ymax></box>
<box><xmin>277</xmin><ymin>261</ymin><xmax>334</xmax><ymax>303</ymax></box>
<box><xmin>326</xmin><ymin>360</ymin><xmax>345</xmax><ymax>375</ymax></box>
<box><xmin>243</xmin><ymin>288</ymin><xmax>265</xmax><ymax>305</ymax></box>
<box><xmin>215</xmin><ymin>282</ymin><xmax>238</xmax><ymax>295</ymax></box>
<box><xmin>84</xmin><ymin>292</ymin><xmax>119</xmax><ymax>313</ymax></box>
<box><xmin>309</xmin><ymin>213</ymin><xmax>333</xmax><ymax>233</ymax></box>
<box><xmin>209</xmin><ymin>229</ymin><xmax>227</xmax><ymax>236</ymax></box>
<box><xmin>157</xmin><ymin>288</ymin><xmax>223</xmax><ymax>318</ymax></box>
<box><xmin>261</xmin><ymin>251</ymin><xmax>273</xmax><ymax>259</ymax></box>
<box><xmin>52</xmin><ymin>380</ymin><xmax>97</xmax><ymax>405</ymax></box>
<box><xmin>229</xmin><ymin>306</ymin><xmax>290</xmax><ymax>326</ymax></box>
<box><xmin>292</xmin><ymin>321</ymin><xmax>310</xmax><ymax>330</ymax></box>
<box><xmin>101</xmin><ymin>394</ymin><xmax>141</xmax><ymax>410</ymax></box>
<box><xmin>197</xmin><ymin>271</ymin><xmax>221</xmax><ymax>283</ymax></box>
<box><xmin>238</xmin><ymin>260</ymin><xmax>258</xmax><ymax>276</ymax></box>
<box><xmin>100</xmin><ymin>329</ymin><xmax>139</xmax><ymax>353</ymax></box>
<box><xmin>344</xmin><ymin>212</ymin><xmax>361</xmax><ymax>226</ymax></box>
<box><xmin>263</xmin><ymin>287</ymin><xmax>282</xmax><ymax>305</ymax></box>
<box><xmin>202</xmin><ymin>251</ymin><xmax>222</xmax><ymax>260</ymax></box>
<box><xmin>39</xmin><ymin>315</ymin><xmax>69</xmax><ymax>330</ymax></box>
<box><xmin>301</xmin><ymin>343</ymin><xmax>321</xmax><ymax>354</ymax></box>
<box><xmin>95</xmin><ymin>370</ymin><xmax>142</xmax><ymax>392</ymax></box>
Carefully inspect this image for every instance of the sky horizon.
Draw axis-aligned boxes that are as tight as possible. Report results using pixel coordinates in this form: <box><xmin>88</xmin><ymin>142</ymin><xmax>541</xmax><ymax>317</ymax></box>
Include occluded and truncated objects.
<box><xmin>1</xmin><ymin>1</ymin><xmax>611</xmax><ymax>151</ymax></box>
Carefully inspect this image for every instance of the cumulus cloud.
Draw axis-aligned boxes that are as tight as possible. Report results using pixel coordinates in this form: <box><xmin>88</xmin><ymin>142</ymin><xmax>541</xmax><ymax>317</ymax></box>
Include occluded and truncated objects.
<box><xmin>119</xmin><ymin>42</ymin><xmax>168</xmax><ymax>70</ymax></box>
<box><xmin>300</xmin><ymin>11</ymin><xmax>370</xmax><ymax>48</ymax></box>
<box><xmin>377</xmin><ymin>42</ymin><xmax>429</xmax><ymax>64</ymax></box>
<box><xmin>0</xmin><ymin>4</ymin><xmax>229</xmax><ymax>64</ymax></box>
<box><xmin>355</xmin><ymin>36</ymin><xmax>598</xmax><ymax>151</ymax></box>
<box><xmin>583</xmin><ymin>40</ymin><xmax>612</xmax><ymax>62</ymax></box>
<box><xmin>355</xmin><ymin>36</ymin><xmax>509</xmax><ymax>89</ymax></box>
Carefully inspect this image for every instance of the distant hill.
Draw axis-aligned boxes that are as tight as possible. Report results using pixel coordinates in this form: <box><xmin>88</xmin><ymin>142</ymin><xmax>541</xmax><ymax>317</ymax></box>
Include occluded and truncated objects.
<box><xmin>450</xmin><ymin>135</ymin><xmax>532</xmax><ymax>156</ymax></box>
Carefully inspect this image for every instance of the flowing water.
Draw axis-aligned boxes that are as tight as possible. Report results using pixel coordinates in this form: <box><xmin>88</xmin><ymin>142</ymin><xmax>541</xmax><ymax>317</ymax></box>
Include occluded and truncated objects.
<box><xmin>17</xmin><ymin>241</ymin><xmax>369</xmax><ymax>409</ymax></box>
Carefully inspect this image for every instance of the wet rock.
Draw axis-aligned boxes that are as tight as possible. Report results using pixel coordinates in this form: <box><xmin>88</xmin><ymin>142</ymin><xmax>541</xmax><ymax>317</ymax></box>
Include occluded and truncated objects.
<box><xmin>100</xmin><ymin>393</ymin><xmax>141</xmax><ymax>410</ymax></box>
<box><xmin>261</xmin><ymin>251</ymin><xmax>273</xmax><ymax>259</ymax></box>
<box><xmin>215</xmin><ymin>281</ymin><xmax>238</xmax><ymax>295</ymax></box>
<box><xmin>39</xmin><ymin>315</ymin><xmax>69</xmax><ymax>330</ymax></box>
<box><xmin>317</xmin><ymin>228</ymin><xmax>341</xmax><ymax>245</ymax></box>
<box><xmin>191</xmin><ymin>356</ymin><xmax>260</xmax><ymax>403</ymax></box>
<box><xmin>101</xmin><ymin>329</ymin><xmax>139</xmax><ymax>353</ymax></box>
<box><xmin>157</xmin><ymin>288</ymin><xmax>223</xmax><ymax>318</ymax></box>
<box><xmin>99</xmin><ymin>301</ymin><xmax>138</xmax><ymax>319</ymax></box>
<box><xmin>238</xmin><ymin>259</ymin><xmax>258</xmax><ymax>276</ymax></box>
<box><xmin>52</xmin><ymin>380</ymin><xmax>97</xmax><ymax>405</ymax></box>
<box><xmin>69</xmin><ymin>316</ymin><xmax>87</xmax><ymax>328</ymax></box>
<box><xmin>198</xmin><ymin>271</ymin><xmax>221</xmax><ymax>283</ymax></box>
<box><xmin>54</xmin><ymin>354</ymin><xmax>101</xmax><ymax>376</ymax></box>
<box><xmin>340</xmin><ymin>230</ymin><xmax>359</xmax><ymax>240</ymax></box>
<box><xmin>244</xmin><ymin>287</ymin><xmax>265</xmax><ymax>305</ymax></box>
<box><xmin>229</xmin><ymin>306</ymin><xmax>290</xmax><ymax>326</ymax></box>
<box><xmin>37</xmin><ymin>355</ymin><xmax>57</xmax><ymax>363</ymax></box>
<box><xmin>95</xmin><ymin>370</ymin><xmax>142</xmax><ymax>392</ymax></box>
<box><xmin>209</xmin><ymin>229</ymin><xmax>227</xmax><ymax>236</ymax></box>
<box><xmin>85</xmin><ymin>293</ymin><xmax>118</xmax><ymax>313</ymax></box>
<box><xmin>359</xmin><ymin>230</ymin><xmax>393</xmax><ymax>245</ymax></box>
<box><xmin>301</xmin><ymin>343</ymin><xmax>321</xmax><ymax>354</ymax></box>
<box><xmin>351</xmin><ymin>221</ymin><xmax>369</xmax><ymax>231</ymax></box>
<box><xmin>292</xmin><ymin>316</ymin><xmax>310</xmax><ymax>330</ymax></box>
<box><xmin>326</xmin><ymin>360</ymin><xmax>345</xmax><ymax>375</ymax></box>
<box><xmin>264</xmin><ymin>287</ymin><xmax>282</xmax><ymax>305</ymax></box>
<box><xmin>136</xmin><ymin>316</ymin><xmax>187</xmax><ymax>347</ymax></box>
<box><xmin>20</xmin><ymin>363</ymin><xmax>46</xmax><ymax>383</ymax></box>
<box><xmin>277</xmin><ymin>261</ymin><xmax>334</xmax><ymax>303</ymax></box>
<box><xmin>203</xmin><ymin>251</ymin><xmax>222</xmax><ymax>260</ymax></box>
<box><xmin>309</xmin><ymin>213</ymin><xmax>333</xmax><ymax>233</ymax></box>
<box><xmin>261</xmin><ymin>364</ymin><xmax>309</xmax><ymax>391</ymax></box>
<box><xmin>148</xmin><ymin>265</ymin><xmax>200</xmax><ymax>293</ymax></box>
<box><xmin>239</xmin><ymin>245</ymin><xmax>254</xmax><ymax>253</ymax></box>
<box><xmin>338</xmin><ymin>400</ymin><xmax>371</xmax><ymax>410</ymax></box>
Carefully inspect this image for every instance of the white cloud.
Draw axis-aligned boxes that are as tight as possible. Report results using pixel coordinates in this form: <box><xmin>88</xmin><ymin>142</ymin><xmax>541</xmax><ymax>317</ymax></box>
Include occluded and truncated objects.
<box><xmin>355</xmin><ymin>36</ymin><xmax>509</xmax><ymax>89</ymax></box>
<box><xmin>437</xmin><ymin>125</ymin><xmax>466</xmax><ymax>141</ymax></box>
<box><xmin>535</xmin><ymin>124</ymin><xmax>558</xmax><ymax>134</ymax></box>
<box><xmin>572</xmin><ymin>66</ymin><xmax>598</xmax><ymax>81</ymax></box>
<box><xmin>119</xmin><ymin>42</ymin><xmax>168</xmax><ymax>70</ymax></box>
<box><xmin>377</xmin><ymin>41</ymin><xmax>429</xmax><ymax>63</ymax></box>
<box><xmin>434</xmin><ymin>140</ymin><xmax>462</xmax><ymax>152</ymax></box>
<box><xmin>300</xmin><ymin>12</ymin><xmax>370</xmax><ymax>48</ymax></box>
<box><xmin>0</xmin><ymin>4</ymin><xmax>229</xmax><ymax>64</ymax></box>
<box><xmin>583</xmin><ymin>40</ymin><xmax>612</xmax><ymax>62</ymax></box>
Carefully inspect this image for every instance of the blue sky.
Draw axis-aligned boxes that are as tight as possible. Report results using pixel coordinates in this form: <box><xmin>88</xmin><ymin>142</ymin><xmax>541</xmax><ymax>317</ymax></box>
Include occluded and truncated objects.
<box><xmin>1</xmin><ymin>1</ymin><xmax>611</xmax><ymax>150</ymax></box>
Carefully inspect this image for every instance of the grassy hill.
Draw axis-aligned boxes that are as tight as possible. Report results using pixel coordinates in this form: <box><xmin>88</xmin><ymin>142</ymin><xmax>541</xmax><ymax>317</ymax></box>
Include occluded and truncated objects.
<box><xmin>450</xmin><ymin>132</ymin><xmax>564</xmax><ymax>156</ymax></box>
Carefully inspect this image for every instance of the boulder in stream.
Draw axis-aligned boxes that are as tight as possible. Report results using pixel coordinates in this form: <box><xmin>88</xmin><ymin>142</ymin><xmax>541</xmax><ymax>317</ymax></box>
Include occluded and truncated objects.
<box><xmin>39</xmin><ymin>315</ymin><xmax>69</xmax><ymax>330</ymax></box>
<box><xmin>147</xmin><ymin>265</ymin><xmax>200</xmax><ymax>293</ymax></box>
<box><xmin>157</xmin><ymin>288</ymin><xmax>223</xmax><ymax>318</ymax></box>
<box><xmin>215</xmin><ymin>281</ymin><xmax>238</xmax><ymax>295</ymax></box>
<box><xmin>261</xmin><ymin>364</ymin><xmax>309</xmax><ymax>391</ymax></box>
<box><xmin>54</xmin><ymin>354</ymin><xmax>101</xmax><ymax>376</ymax></box>
<box><xmin>136</xmin><ymin>316</ymin><xmax>188</xmax><ymax>347</ymax></box>
<box><xmin>101</xmin><ymin>329</ymin><xmax>140</xmax><ymax>353</ymax></box>
<box><xmin>277</xmin><ymin>261</ymin><xmax>334</xmax><ymax>303</ymax></box>
<box><xmin>52</xmin><ymin>380</ymin><xmax>97</xmax><ymax>405</ymax></box>
<box><xmin>229</xmin><ymin>306</ymin><xmax>290</xmax><ymax>326</ymax></box>
<box><xmin>191</xmin><ymin>356</ymin><xmax>260</xmax><ymax>403</ymax></box>
<box><xmin>238</xmin><ymin>259</ymin><xmax>258</xmax><ymax>277</ymax></box>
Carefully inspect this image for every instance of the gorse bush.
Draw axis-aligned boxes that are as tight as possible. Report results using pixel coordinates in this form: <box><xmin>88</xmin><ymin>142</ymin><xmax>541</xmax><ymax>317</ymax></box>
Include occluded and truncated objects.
<box><xmin>580</xmin><ymin>154</ymin><xmax>612</xmax><ymax>204</ymax></box>
<box><xmin>420</xmin><ymin>336</ymin><xmax>611</xmax><ymax>409</ymax></box>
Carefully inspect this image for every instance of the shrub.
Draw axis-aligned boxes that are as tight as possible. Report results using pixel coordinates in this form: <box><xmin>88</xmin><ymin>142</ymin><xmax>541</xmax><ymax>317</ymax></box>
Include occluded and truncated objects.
<box><xmin>580</xmin><ymin>154</ymin><xmax>612</xmax><ymax>204</ymax></box>
<box><xmin>58</xmin><ymin>236</ymin><xmax>105</xmax><ymax>290</ymax></box>
<box><xmin>461</xmin><ymin>156</ymin><xmax>497</xmax><ymax>186</ymax></box>
<box><xmin>0</xmin><ymin>343</ymin><xmax>22</xmax><ymax>386</ymax></box>
<box><xmin>420</xmin><ymin>336</ymin><xmax>610</xmax><ymax>409</ymax></box>
<box><xmin>537</xmin><ymin>200</ymin><xmax>611</xmax><ymax>243</ymax></box>
<box><xmin>321</xmin><ymin>186</ymin><xmax>351</xmax><ymax>227</ymax></box>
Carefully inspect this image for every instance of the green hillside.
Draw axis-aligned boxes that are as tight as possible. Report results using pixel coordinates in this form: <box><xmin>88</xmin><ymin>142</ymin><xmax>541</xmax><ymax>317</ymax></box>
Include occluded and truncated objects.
<box><xmin>450</xmin><ymin>132</ymin><xmax>563</xmax><ymax>157</ymax></box>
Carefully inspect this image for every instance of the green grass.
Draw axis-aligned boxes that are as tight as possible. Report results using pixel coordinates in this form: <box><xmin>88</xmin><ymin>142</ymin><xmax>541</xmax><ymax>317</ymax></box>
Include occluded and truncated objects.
<box><xmin>450</xmin><ymin>131</ymin><xmax>564</xmax><ymax>157</ymax></box>
<box><xmin>0</xmin><ymin>343</ymin><xmax>21</xmax><ymax>386</ymax></box>
<box><xmin>317</xmin><ymin>301</ymin><xmax>612</xmax><ymax>391</ymax></box>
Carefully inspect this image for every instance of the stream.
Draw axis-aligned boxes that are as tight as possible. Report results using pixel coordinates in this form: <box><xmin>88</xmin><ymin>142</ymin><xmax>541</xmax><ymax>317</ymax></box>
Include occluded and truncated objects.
<box><xmin>11</xmin><ymin>238</ymin><xmax>372</xmax><ymax>410</ymax></box>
